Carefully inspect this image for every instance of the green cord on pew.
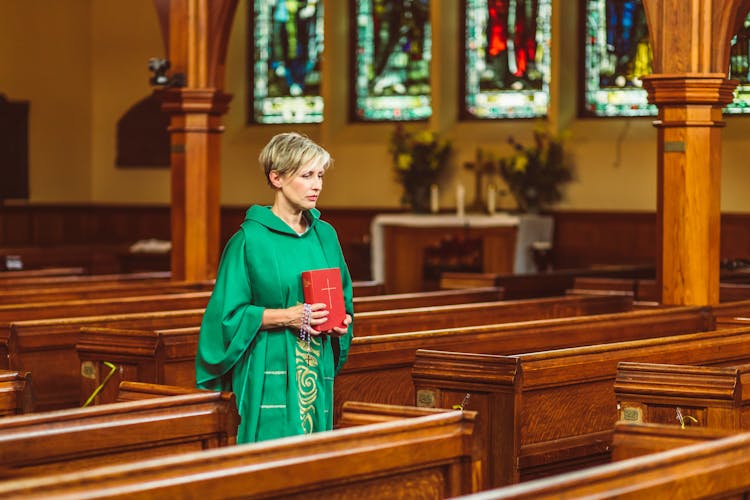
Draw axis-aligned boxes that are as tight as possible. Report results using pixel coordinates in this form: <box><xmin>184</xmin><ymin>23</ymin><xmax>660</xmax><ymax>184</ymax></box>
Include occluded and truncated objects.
<box><xmin>81</xmin><ymin>362</ymin><xmax>118</xmax><ymax>408</ymax></box>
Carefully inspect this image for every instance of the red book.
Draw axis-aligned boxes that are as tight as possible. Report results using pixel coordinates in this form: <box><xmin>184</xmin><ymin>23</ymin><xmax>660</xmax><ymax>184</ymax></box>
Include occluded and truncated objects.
<box><xmin>301</xmin><ymin>267</ymin><xmax>346</xmax><ymax>332</ymax></box>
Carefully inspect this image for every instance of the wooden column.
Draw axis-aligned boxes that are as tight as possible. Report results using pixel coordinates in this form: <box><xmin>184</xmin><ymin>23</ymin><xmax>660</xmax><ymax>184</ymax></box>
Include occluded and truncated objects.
<box><xmin>643</xmin><ymin>75</ymin><xmax>735</xmax><ymax>305</ymax></box>
<box><xmin>154</xmin><ymin>0</ymin><xmax>238</xmax><ymax>281</ymax></box>
<box><xmin>162</xmin><ymin>89</ymin><xmax>231</xmax><ymax>281</ymax></box>
<box><xmin>641</xmin><ymin>0</ymin><xmax>749</xmax><ymax>305</ymax></box>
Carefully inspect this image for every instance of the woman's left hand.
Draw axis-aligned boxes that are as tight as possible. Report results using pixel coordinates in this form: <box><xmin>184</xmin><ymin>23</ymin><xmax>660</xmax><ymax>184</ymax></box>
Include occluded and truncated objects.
<box><xmin>328</xmin><ymin>314</ymin><xmax>352</xmax><ymax>338</ymax></box>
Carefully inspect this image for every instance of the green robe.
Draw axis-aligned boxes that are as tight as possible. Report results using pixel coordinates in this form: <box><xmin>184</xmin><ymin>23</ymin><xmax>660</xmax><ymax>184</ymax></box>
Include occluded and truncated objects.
<box><xmin>195</xmin><ymin>205</ymin><xmax>354</xmax><ymax>443</ymax></box>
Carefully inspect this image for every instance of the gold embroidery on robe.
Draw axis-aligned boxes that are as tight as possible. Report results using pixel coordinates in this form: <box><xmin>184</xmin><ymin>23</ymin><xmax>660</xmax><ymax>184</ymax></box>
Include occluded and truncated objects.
<box><xmin>296</xmin><ymin>337</ymin><xmax>320</xmax><ymax>434</ymax></box>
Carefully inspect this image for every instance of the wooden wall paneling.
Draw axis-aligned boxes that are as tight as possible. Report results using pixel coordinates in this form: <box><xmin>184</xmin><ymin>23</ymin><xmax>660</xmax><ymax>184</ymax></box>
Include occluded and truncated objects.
<box><xmin>551</xmin><ymin>211</ymin><xmax>657</xmax><ymax>269</ymax></box>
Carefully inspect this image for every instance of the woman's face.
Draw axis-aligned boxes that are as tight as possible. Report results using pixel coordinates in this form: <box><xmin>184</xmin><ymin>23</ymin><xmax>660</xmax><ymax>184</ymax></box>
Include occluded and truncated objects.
<box><xmin>274</xmin><ymin>159</ymin><xmax>325</xmax><ymax>212</ymax></box>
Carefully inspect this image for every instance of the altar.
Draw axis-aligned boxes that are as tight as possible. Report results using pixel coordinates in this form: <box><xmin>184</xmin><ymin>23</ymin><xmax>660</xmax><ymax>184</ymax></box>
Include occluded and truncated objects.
<box><xmin>370</xmin><ymin>213</ymin><xmax>554</xmax><ymax>293</ymax></box>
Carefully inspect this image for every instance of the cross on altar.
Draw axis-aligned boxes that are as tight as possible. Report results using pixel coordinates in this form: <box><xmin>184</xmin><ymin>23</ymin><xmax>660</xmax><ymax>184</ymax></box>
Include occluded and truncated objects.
<box><xmin>321</xmin><ymin>278</ymin><xmax>337</xmax><ymax>308</ymax></box>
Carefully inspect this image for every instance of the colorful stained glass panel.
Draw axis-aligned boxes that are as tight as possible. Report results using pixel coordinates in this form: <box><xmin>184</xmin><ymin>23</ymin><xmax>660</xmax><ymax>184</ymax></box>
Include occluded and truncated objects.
<box><xmin>584</xmin><ymin>0</ymin><xmax>750</xmax><ymax>117</ymax></box>
<box><xmin>250</xmin><ymin>0</ymin><xmax>324</xmax><ymax>124</ymax></box>
<box><xmin>352</xmin><ymin>0</ymin><xmax>432</xmax><ymax>121</ymax></box>
<box><xmin>463</xmin><ymin>0</ymin><xmax>552</xmax><ymax>119</ymax></box>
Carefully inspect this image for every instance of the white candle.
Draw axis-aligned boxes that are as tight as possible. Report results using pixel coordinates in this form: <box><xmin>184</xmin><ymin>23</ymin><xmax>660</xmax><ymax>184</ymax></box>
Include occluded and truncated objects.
<box><xmin>456</xmin><ymin>184</ymin><xmax>465</xmax><ymax>218</ymax></box>
<box><xmin>487</xmin><ymin>184</ymin><xmax>496</xmax><ymax>215</ymax></box>
<box><xmin>430</xmin><ymin>184</ymin><xmax>439</xmax><ymax>213</ymax></box>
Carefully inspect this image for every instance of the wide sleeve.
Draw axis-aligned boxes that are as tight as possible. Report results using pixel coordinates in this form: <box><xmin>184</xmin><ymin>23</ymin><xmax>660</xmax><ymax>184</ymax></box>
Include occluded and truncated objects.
<box><xmin>195</xmin><ymin>231</ymin><xmax>265</xmax><ymax>390</ymax></box>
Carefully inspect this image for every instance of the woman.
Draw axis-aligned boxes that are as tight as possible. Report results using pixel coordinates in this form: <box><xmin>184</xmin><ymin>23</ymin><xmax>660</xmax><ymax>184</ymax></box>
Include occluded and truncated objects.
<box><xmin>196</xmin><ymin>132</ymin><xmax>354</xmax><ymax>444</ymax></box>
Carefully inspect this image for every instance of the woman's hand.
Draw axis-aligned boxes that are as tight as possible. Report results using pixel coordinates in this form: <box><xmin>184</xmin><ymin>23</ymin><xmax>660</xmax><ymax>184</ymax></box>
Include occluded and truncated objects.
<box><xmin>262</xmin><ymin>303</ymin><xmax>329</xmax><ymax>334</ymax></box>
<box><xmin>328</xmin><ymin>314</ymin><xmax>352</xmax><ymax>338</ymax></box>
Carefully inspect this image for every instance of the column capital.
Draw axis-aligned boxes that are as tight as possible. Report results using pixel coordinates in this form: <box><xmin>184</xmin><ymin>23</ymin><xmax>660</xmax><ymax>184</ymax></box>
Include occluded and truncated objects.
<box><xmin>642</xmin><ymin>73</ymin><xmax>737</xmax><ymax>107</ymax></box>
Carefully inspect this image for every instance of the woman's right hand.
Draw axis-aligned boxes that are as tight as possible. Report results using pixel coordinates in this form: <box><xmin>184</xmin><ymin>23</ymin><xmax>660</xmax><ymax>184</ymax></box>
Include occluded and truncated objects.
<box><xmin>289</xmin><ymin>302</ymin><xmax>329</xmax><ymax>335</ymax></box>
<box><xmin>261</xmin><ymin>303</ymin><xmax>329</xmax><ymax>333</ymax></box>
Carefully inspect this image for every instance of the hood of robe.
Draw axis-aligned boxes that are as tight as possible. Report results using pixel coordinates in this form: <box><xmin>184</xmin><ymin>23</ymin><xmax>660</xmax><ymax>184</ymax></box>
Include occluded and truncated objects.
<box><xmin>244</xmin><ymin>205</ymin><xmax>320</xmax><ymax>235</ymax></box>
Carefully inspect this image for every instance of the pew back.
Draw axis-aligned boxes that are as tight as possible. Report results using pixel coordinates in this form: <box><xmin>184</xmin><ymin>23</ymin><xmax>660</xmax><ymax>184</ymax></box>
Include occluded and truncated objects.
<box><xmin>449</xmin><ymin>431</ymin><xmax>750</xmax><ymax>499</ymax></box>
<box><xmin>0</xmin><ymin>271</ymin><xmax>171</xmax><ymax>289</ymax></box>
<box><xmin>353</xmin><ymin>286</ymin><xmax>504</xmax><ymax>312</ymax></box>
<box><xmin>354</xmin><ymin>294</ymin><xmax>633</xmax><ymax>336</ymax></box>
<box><xmin>611</xmin><ymin>421</ymin><xmax>733</xmax><ymax>461</ymax></box>
<box><xmin>0</xmin><ymin>389</ymin><xmax>239</xmax><ymax>477</ymax></box>
<box><xmin>0</xmin><ymin>409</ymin><xmax>480</xmax><ymax>499</ymax></box>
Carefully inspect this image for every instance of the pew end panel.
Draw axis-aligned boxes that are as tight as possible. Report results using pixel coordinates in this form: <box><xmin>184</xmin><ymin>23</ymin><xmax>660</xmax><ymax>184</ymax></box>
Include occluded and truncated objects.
<box><xmin>412</xmin><ymin>350</ymin><xmax>519</xmax><ymax>489</ymax></box>
<box><xmin>0</xmin><ymin>369</ymin><xmax>33</xmax><ymax>416</ymax></box>
<box><xmin>78</xmin><ymin>326</ymin><xmax>200</xmax><ymax>406</ymax></box>
<box><xmin>615</xmin><ymin>361</ymin><xmax>750</xmax><ymax>431</ymax></box>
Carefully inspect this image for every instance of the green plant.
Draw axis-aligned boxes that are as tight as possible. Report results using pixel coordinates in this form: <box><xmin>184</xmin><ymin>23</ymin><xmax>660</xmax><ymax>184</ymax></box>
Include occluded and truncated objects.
<box><xmin>497</xmin><ymin>125</ymin><xmax>574</xmax><ymax>212</ymax></box>
<box><xmin>389</xmin><ymin>125</ymin><xmax>452</xmax><ymax>212</ymax></box>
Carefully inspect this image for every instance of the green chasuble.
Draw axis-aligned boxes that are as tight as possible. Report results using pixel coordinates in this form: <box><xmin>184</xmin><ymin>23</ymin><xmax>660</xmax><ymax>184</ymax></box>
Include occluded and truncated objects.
<box><xmin>195</xmin><ymin>205</ymin><xmax>354</xmax><ymax>443</ymax></box>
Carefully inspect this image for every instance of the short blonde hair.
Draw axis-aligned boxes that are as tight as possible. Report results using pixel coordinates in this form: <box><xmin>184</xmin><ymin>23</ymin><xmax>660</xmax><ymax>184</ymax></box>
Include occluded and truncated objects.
<box><xmin>259</xmin><ymin>132</ymin><xmax>332</xmax><ymax>186</ymax></box>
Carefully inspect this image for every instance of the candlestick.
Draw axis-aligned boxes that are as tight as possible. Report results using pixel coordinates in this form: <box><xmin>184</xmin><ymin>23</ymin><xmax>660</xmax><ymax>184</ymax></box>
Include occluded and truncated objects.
<box><xmin>456</xmin><ymin>184</ymin><xmax>465</xmax><ymax>218</ymax></box>
<box><xmin>430</xmin><ymin>184</ymin><xmax>439</xmax><ymax>213</ymax></box>
<box><xmin>487</xmin><ymin>184</ymin><xmax>496</xmax><ymax>215</ymax></box>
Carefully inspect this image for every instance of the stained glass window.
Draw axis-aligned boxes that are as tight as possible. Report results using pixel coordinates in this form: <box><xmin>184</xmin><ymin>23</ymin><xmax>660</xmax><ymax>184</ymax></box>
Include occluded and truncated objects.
<box><xmin>727</xmin><ymin>16</ymin><xmax>750</xmax><ymax>114</ymax></box>
<box><xmin>351</xmin><ymin>0</ymin><xmax>432</xmax><ymax>121</ymax></box>
<box><xmin>463</xmin><ymin>0</ymin><xmax>552</xmax><ymax>119</ymax></box>
<box><xmin>249</xmin><ymin>0</ymin><xmax>324</xmax><ymax>124</ymax></box>
<box><xmin>583</xmin><ymin>0</ymin><xmax>654</xmax><ymax>117</ymax></box>
<box><xmin>584</xmin><ymin>0</ymin><xmax>750</xmax><ymax>117</ymax></box>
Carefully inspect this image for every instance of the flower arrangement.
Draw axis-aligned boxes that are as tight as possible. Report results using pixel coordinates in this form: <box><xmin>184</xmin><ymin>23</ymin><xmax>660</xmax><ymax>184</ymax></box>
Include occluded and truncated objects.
<box><xmin>389</xmin><ymin>125</ymin><xmax>452</xmax><ymax>212</ymax></box>
<box><xmin>497</xmin><ymin>125</ymin><xmax>574</xmax><ymax>212</ymax></box>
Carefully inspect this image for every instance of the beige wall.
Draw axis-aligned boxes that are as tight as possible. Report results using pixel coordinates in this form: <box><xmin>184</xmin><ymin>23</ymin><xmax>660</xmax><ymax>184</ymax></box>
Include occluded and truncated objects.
<box><xmin>0</xmin><ymin>0</ymin><xmax>92</xmax><ymax>201</ymax></box>
<box><xmin>2</xmin><ymin>0</ymin><xmax>749</xmax><ymax>211</ymax></box>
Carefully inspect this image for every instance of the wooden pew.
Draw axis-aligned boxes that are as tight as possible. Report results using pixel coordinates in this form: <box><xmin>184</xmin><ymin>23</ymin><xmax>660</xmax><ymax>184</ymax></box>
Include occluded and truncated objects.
<box><xmin>354</xmin><ymin>294</ymin><xmax>634</xmax><ymax>336</ymax></box>
<box><xmin>441</xmin><ymin>265</ymin><xmax>654</xmax><ymax>299</ymax></box>
<box><xmin>0</xmin><ymin>279</ymin><xmax>214</xmax><ymax>305</ymax></box>
<box><xmin>0</xmin><ymin>408</ymin><xmax>479</xmax><ymax>499</ymax></box>
<box><xmin>113</xmin><ymin>380</ymin><xmax>213</xmax><ymax>402</ymax></box>
<box><xmin>447</xmin><ymin>430</ymin><xmax>750</xmax><ymax>499</ymax></box>
<box><xmin>75</xmin><ymin>294</ymin><xmax>638</xmax><ymax>406</ymax></box>
<box><xmin>0</xmin><ymin>270</ymin><xmax>172</xmax><ymax>289</ymax></box>
<box><xmin>571</xmin><ymin>277</ymin><xmax>750</xmax><ymax>303</ymax></box>
<box><xmin>0</xmin><ymin>267</ymin><xmax>86</xmax><ymax>279</ymax></box>
<box><xmin>0</xmin><ymin>386</ymin><xmax>239</xmax><ymax>477</ymax></box>
<box><xmin>0</xmin><ymin>369</ymin><xmax>33</xmax><ymax>416</ymax></box>
<box><xmin>2</xmin><ymin>289</ymin><xmax>510</xmax><ymax>409</ymax></box>
<box><xmin>336</xmin><ymin>400</ymin><xmax>455</xmax><ymax>427</ymax></box>
<box><xmin>352</xmin><ymin>280</ymin><xmax>385</xmax><ymax>296</ymax></box>
<box><xmin>338</xmin><ymin>306</ymin><xmax>709</xmax><ymax>419</ymax></box>
<box><xmin>1</xmin><ymin>309</ymin><xmax>206</xmax><ymax>410</ymax></box>
<box><xmin>611</xmin><ymin>421</ymin><xmax>734</xmax><ymax>461</ymax></box>
<box><xmin>411</xmin><ymin>326</ymin><xmax>750</xmax><ymax>487</ymax></box>
<box><xmin>353</xmin><ymin>286</ymin><xmax>504</xmax><ymax>312</ymax></box>
<box><xmin>6</xmin><ymin>289</ymin><xmax>562</xmax><ymax>410</ymax></box>
<box><xmin>614</xmin><ymin>361</ymin><xmax>750</xmax><ymax>431</ymax></box>
<box><xmin>0</xmin><ymin>291</ymin><xmax>211</xmax><ymax>323</ymax></box>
